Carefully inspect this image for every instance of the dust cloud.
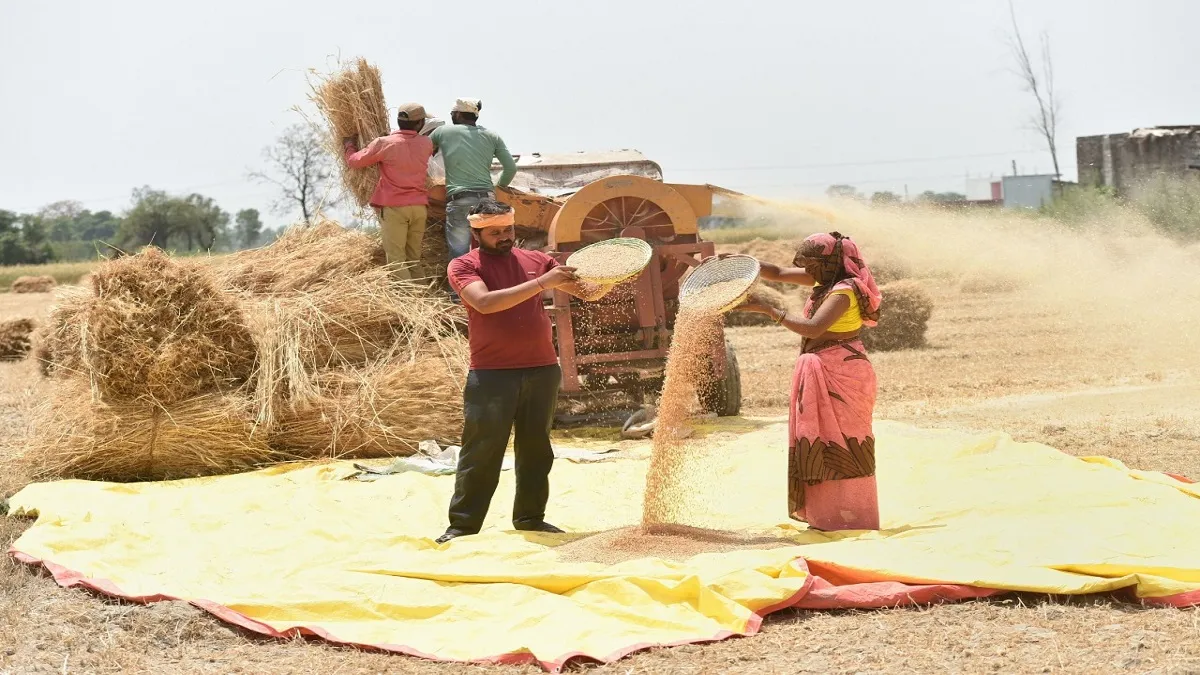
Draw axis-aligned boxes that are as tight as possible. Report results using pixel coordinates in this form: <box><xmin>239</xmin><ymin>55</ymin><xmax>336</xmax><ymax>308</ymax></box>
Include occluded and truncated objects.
<box><xmin>730</xmin><ymin>196</ymin><xmax>1200</xmax><ymax>375</ymax></box>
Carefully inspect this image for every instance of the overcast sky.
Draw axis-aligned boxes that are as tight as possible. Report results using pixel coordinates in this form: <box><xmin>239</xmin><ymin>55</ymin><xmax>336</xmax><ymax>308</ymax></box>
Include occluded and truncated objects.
<box><xmin>2</xmin><ymin>0</ymin><xmax>1197</xmax><ymax>227</ymax></box>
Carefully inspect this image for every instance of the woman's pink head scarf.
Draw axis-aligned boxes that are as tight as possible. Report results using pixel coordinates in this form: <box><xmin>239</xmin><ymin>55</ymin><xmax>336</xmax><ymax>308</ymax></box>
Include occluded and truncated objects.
<box><xmin>795</xmin><ymin>232</ymin><xmax>882</xmax><ymax>327</ymax></box>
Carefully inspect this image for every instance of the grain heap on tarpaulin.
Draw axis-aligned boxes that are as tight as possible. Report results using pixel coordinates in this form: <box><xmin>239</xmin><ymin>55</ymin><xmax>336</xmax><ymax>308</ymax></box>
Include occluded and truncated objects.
<box><xmin>27</xmin><ymin>221</ymin><xmax>468</xmax><ymax>481</ymax></box>
<box><xmin>310</xmin><ymin>58</ymin><xmax>390</xmax><ymax>210</ymax></box>
<box><xmin>559</xmin><ymin>280</ymin><xmax>795</xmax><ymax>563</ymax></box>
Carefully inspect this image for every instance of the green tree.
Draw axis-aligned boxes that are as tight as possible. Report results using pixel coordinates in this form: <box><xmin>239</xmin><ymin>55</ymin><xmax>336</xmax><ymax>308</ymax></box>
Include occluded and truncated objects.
<box><xmin>918</xmin><ymin>191</ymin><xmax>966</xmax><ymax>203</ymax></box>
<box><xmin>871</xmin><ymin>191</ymin><xmax>902</xmax><ymax>205</ymax></box>
<box><xmin>826</xmin><ymin>184</ymin><xmax>861</xmax><ymax>200</ymax></box>
<box><xmin>116</xmin><ymin>188</ymin><xmax>229</xmax><ymax>252</ymax></box>
<box><xmin>235</xmin><ymin>208</ymin><xmax>264</xmax><ymax>249</ymax></box>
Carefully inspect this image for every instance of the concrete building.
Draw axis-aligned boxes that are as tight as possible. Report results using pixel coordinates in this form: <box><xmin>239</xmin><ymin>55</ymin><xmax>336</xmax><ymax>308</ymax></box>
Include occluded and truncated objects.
<box><xmin>1076</xmin><ymin>126</ymin><xmax>1200</xmax><ymax>195</ymax></box>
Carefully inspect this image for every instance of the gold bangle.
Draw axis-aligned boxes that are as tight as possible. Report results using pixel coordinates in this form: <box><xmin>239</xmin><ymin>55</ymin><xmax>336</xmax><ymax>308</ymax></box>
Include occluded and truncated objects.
<box><xmin>773</xmin><ymin>309</ymin><xmax>786</xmax><ymax>324</ymax></box>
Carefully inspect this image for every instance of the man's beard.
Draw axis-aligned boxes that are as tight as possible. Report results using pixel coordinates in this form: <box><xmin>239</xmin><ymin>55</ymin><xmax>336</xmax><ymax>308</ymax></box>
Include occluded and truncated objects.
<box><xmin>479</xmin><ymin>239</ymin><xmax>514</xmax><ymax>255</ymax></box>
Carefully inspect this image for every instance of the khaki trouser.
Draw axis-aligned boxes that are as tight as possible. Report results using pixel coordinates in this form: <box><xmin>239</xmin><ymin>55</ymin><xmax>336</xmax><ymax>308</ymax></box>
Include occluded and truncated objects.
<box><xmin>377</xmin><ymin>205</ymin><xmax>427</xmax><ymax>280</ymax></box>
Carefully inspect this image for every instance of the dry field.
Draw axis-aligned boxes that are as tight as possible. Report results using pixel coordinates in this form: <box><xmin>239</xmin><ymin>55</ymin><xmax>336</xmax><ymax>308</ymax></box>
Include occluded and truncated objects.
<box><xmin>3</xmin><ymin>204</ymin><xmax>1200</xmax><ymax>673</ymax></box>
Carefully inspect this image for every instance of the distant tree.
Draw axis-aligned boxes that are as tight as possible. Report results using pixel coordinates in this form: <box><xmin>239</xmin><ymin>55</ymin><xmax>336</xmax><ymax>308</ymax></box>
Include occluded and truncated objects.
<box><xmin>235</xmin><ymin>208</ymin><xmax>264</xmax><ymax>249</ymax></box>
<box><xmin>1007</xmin><ymin>0</ymin><xmax>1062</xmax><ymax>180</ymax></box>
<box><xmin>826</xmin><ymin>184</ymin><xmax>861</xmax><ymax>200</ymax></box>
<box><xmin>918</xmin><ymin>191</ymin><xmax>967</xmax><ymax>204</ymax></box>
<box><xmin>38</xmin><ymin>200</ymin><xmax>86</xmax><ymax>242</ymax></box>
<box><xmin>0</xmin><ymin>211</ymin><xmax>54</xmax><ymax>264</ymax></box>
<box><xmin>116</xmin><ymin>188</ymin><xmax>229</xmax><ymax>252</ymax></box>
<box><xmin>117</xmin><ymin>188</ymin><xmax>175</xmax><ymax>249</ymax></box>
<box><xmin>250</xmin><ymin>124</ymin><xmax>338</xmax><ymax>223</ymax></box>
<box><xmin>181</xmin><ymin>194</ymin><xmax>229</xmax><ymax>251</ymax></box>
<box><xmin>870</xmin><ymin>191</ymin><xmax>902</xmax><ymax>205</ymax></box>
<box><xmin>0</xmin><ymin>210</ymin><xmax>18</xmax><ymax>233</ymax></box>
<box><xmin>75</xmin><ymin>210</ymin><xmax>120</xmax><ymax>242</ymax></box>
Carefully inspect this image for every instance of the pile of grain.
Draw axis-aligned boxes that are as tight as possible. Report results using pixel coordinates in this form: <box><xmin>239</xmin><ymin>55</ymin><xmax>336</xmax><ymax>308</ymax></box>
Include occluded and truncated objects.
<box><xmin>561</xmin><ymin>293</ymin><xmax>788</xmax><ymax>563</ymax></box>
<box><xmin>0</xmin><ymin>318</ymin><xmax>35</xmax><ymax>361</ymax></box>
<box><xmin>11</xmin><ymin>275</ymin><xmax>56</xmax><ymax>293</ymax></box>
<box><xmin>568</xmin><ymin>242</ymin><xmax>649</xmax><ymax>283</ymax></box>
<box><xmin>860</xmin><ymin>279</ymin><xmax>934</xmax><ymax>351</ymax></box>
<box><xmin>681</xmin><ymin>279</ymin><xmax>754</xmax><ymax>314</ymax></box>
<box><xmin>556</xmin><ymin>525</ymin><xmax>789</xmax><ymax>564</ymax></box>
<box><xmin>311</xmin><ymin>58</ymin><xmax>390</xmax><ymax>210</ymax></box>
<box><xmin>26</xmin><ymin>222</ymin><xmax>468</xmax><ymax>481</ymax></box>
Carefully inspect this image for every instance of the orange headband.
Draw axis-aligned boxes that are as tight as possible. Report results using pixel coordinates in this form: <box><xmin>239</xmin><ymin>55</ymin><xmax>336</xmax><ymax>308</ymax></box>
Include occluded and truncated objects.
<box><xmin>467</xmin><ymin>211</ymin><xmax>515</xmax><ymax>229</ymax></box>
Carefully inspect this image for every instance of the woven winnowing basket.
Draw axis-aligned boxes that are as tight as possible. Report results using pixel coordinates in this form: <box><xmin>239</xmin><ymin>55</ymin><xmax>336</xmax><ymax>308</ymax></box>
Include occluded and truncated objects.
<box><xmin>565</xmin><ymin>238</ymin><xmax>654</xmax><ymax>285</ymax></box>
<box><xmin>678</xmin><ymin>255</ymin><xmax>762</xmax><ymax>314</ymax></box>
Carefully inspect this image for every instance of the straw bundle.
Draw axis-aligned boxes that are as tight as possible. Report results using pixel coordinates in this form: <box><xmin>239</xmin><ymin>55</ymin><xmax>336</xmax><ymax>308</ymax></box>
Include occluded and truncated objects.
<box><xmin>311</xmin><ymin>58</ymin><xmax>389</xmax><ymax>209</ymax></box>
<box><xmin>11</xmin><ymin>275</ymin><xmax>56</xmax><ymax>293</ymax></box>
<box><xmin>32</xmin><ymin>286</ymin><xmax>90</xmax><ymax>377</ymax></box>
<box><xmin>29</xmin><ymin>219</ymin><xmax>470</xmax><ymax>482</ymax></box>
<box><xmin>245</xmin><ymin>266</ymin><xmax>464</xmax><ymax>426</ymax></box>
<box><xmin>270</xmin><ymin>352</ymin><xmax>466</xmax><ymax>460</ymax></box>
<box><xmin>421</xmin><ymin>218</ymin><xmax>452</xmax><ymax>290</ymax></box>
<box><xmin>81</xmin><ymin>248</ymin><xmax>256</xmax><ymax>405</ymax></box>
<box><xmin>216</xmin><ymin>218</ymin><xmax>386</xmax><ymax>294</ymax></box>
<box><xmin>861</xmin><ymin>279</ymin><xmax>933</xmax><ymax>352</ymax></box>
<box><xmin>0</xmin><ymin>318</ymin><xmax>35</xmax><ymax>360</ymax></box>
<box><xmin>26</xmin><ymin>382</ymin><xmax>277</xmax><ymax>482</ymax></box>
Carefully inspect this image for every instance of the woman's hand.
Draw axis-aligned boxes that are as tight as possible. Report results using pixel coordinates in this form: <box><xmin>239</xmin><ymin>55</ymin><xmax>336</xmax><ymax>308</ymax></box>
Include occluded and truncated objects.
<box><xmin>734</xmin><ymin>297</ymin><xmax>774</xmax><ymax>315</ymax></box>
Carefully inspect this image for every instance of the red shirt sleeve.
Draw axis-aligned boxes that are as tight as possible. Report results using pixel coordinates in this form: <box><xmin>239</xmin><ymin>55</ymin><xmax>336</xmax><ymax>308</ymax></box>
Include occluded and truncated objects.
<box><xmin>539</xmin><ymin>251</ymin><xmax>558</xmax><ymax>273</ymax></box>
<box><xmin>447</xmin><ymin>256</ymin><xmax>482</xmax><ymax>294</ymax></box>
<box><xmin>344</xmin><ymin>137</ymin><xmax>386</xmax><ymax>169</ymax></box>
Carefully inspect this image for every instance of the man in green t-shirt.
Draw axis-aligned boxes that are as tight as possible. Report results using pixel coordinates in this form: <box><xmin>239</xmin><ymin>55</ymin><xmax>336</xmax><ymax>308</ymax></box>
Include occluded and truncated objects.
<box><xmin>430</xmin><ymin>98</ymin><xmax>518</xmax><ymax>262</ymax></box>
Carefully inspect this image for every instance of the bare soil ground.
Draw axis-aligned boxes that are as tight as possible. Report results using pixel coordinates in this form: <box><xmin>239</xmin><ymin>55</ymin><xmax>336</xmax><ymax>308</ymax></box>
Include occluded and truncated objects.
<box><xmin>3</xmin><ymin>283</ymin><xmax>1199</xmax><ymax>674</ymax></box>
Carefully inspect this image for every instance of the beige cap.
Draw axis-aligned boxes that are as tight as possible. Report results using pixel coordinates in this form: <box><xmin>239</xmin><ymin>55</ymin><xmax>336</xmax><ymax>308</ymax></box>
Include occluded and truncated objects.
<box><xmin>396</xmin><ymin>102</ymin><xmax>428</xmax><ymax>122</ymax></box>
<box><xmin>452</xmin><ymin>98</ymin><xmax>482</xmax><ymax>115</ymax></box>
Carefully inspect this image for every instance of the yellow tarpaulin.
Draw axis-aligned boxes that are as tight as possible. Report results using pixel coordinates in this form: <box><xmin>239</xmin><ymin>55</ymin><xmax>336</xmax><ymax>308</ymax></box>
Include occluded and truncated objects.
<box><xmin>8</xmin><ymin>421</ymin><xmax>1200</xmax><ymax>670</ymax></box>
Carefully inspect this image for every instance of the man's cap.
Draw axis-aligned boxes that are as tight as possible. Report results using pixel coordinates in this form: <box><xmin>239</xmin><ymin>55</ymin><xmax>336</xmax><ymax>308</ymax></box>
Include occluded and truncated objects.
<box><xmin>452</xmin><ymin>98</ymin><xmax>482</xmax><ymax>115</ymax></box>
<box><xmin>396</xmin><ymin>103</ymin><xmax>428</xmax><ymax>122</ymax></box>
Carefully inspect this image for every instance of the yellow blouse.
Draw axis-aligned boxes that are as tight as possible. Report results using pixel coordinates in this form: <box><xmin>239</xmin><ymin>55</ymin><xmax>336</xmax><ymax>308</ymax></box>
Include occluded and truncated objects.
<box><xmin>826</xmin><ymin>289</ymin><xmax>862</xmax><ymax>333</ymax></box>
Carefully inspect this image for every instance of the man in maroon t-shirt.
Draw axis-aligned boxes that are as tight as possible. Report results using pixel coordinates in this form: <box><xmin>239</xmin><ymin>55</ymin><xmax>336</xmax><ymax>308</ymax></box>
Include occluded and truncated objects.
<box><xmin>439</xmin><ymin>199</ymin><xmax>612</xmax><ymax>544</ymax></box>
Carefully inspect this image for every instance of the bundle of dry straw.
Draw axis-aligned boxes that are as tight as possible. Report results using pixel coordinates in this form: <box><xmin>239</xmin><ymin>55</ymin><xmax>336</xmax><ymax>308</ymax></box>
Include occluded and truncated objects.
<box><xmin>861</xmin><ymin>280</ymin><xmax>934</xmax><ymax>352</ymax></box>
<box><xmin>29</xmin><ymin>382</ymin><xmax>277</xmax><ymax>482</ymax></box>
<box><xmin>27</xmin><ymin>220</ymin><xmax>469</xmax><ymax>482</ymax></box>
<box><xmin>32</xmin><ymin>286</ymin><xmax>89</xmax><ymax>377</ymax></box>
<box><xmin>271</xmin><ymin>353</ymin><xmax>466</xmax><ymax>460</ymax></box>
<box><xmin>11</xmin><ymin>275</ymin><xmax>56</xmax><ymax>293</ymax></box>
<box><xmin>311</xmin><ymin>58</ymin><xmax>390</xmax><ymax>209</ymax></box>
<box><xmin>0</xmin><ymin>318</ymin><xmax>35</xmax><ymax>360</ymax></box>
<box><xmin>80</xmin><ymin>248</ymin><xmax>257</xmax><ymax>405</ymax></box>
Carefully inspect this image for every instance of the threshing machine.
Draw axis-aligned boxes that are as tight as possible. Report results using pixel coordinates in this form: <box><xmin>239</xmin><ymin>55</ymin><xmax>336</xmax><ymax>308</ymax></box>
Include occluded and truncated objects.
<box><xmin>428</xmin><ymin>151</ymin><xmax>743</xmax><ymax>418</ymax></box>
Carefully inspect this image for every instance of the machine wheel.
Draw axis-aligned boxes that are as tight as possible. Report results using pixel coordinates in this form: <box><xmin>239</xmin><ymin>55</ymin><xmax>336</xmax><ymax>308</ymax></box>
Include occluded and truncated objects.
<box><xmin>700</xmin><ymin>341</ymin><xmax>742</xmax><ymax>417</ymax></box>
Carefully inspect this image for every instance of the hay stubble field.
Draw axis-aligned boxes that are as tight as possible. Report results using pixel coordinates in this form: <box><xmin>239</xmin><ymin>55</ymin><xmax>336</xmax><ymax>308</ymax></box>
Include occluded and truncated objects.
<box><xmin>3</xmin><ymin>209</ymin><xmax>1200</xmax><ymax>673</ymax></box>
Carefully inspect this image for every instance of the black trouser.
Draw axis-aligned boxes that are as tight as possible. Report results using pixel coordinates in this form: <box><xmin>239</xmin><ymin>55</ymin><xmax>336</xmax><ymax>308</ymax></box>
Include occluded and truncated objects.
<box><xmin>447</xmin><ymin>365</ymin><xmax>562</xmax><ymax>534</ymax></box>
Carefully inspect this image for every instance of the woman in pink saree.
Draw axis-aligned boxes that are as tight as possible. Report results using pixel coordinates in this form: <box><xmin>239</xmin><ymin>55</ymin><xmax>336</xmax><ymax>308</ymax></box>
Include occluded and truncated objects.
<box><xmin>733</xmin><ymin>232</ymin><xmax>883</xmax><ymax>531</ymax></box>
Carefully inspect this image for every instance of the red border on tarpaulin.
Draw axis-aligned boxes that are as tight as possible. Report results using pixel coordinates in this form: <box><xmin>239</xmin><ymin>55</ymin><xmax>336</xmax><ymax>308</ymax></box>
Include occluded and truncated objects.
<box><xmin>13</xmin><ymin>547</ymin><xmax>1198</xmax><ymax>673</ymax></box>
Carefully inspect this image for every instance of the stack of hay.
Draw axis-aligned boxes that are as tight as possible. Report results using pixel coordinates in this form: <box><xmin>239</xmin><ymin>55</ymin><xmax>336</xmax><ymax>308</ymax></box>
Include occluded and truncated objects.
<box><xmin>0</xmin><ymin>318</ymin><xmax>36</xmax><ymax>360</ymax></box>
<box><xmin>11</xmin><ymin>275</ymin><xmax>56</xmax><ymax>293</ymax></box>
<box><xmin>861</xmin><ymin>280</ymin><xmax>934</xmax><ymax>351</ymax></box>
<box><xmin>28</xmin><ymin>221</ymin><xmax>468</xmax><ymax>482</ymax></box>
<box><xmin>311</xmin><ymin>57</ymin><xmax>390</xmax><ymax>211</ymax></box>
